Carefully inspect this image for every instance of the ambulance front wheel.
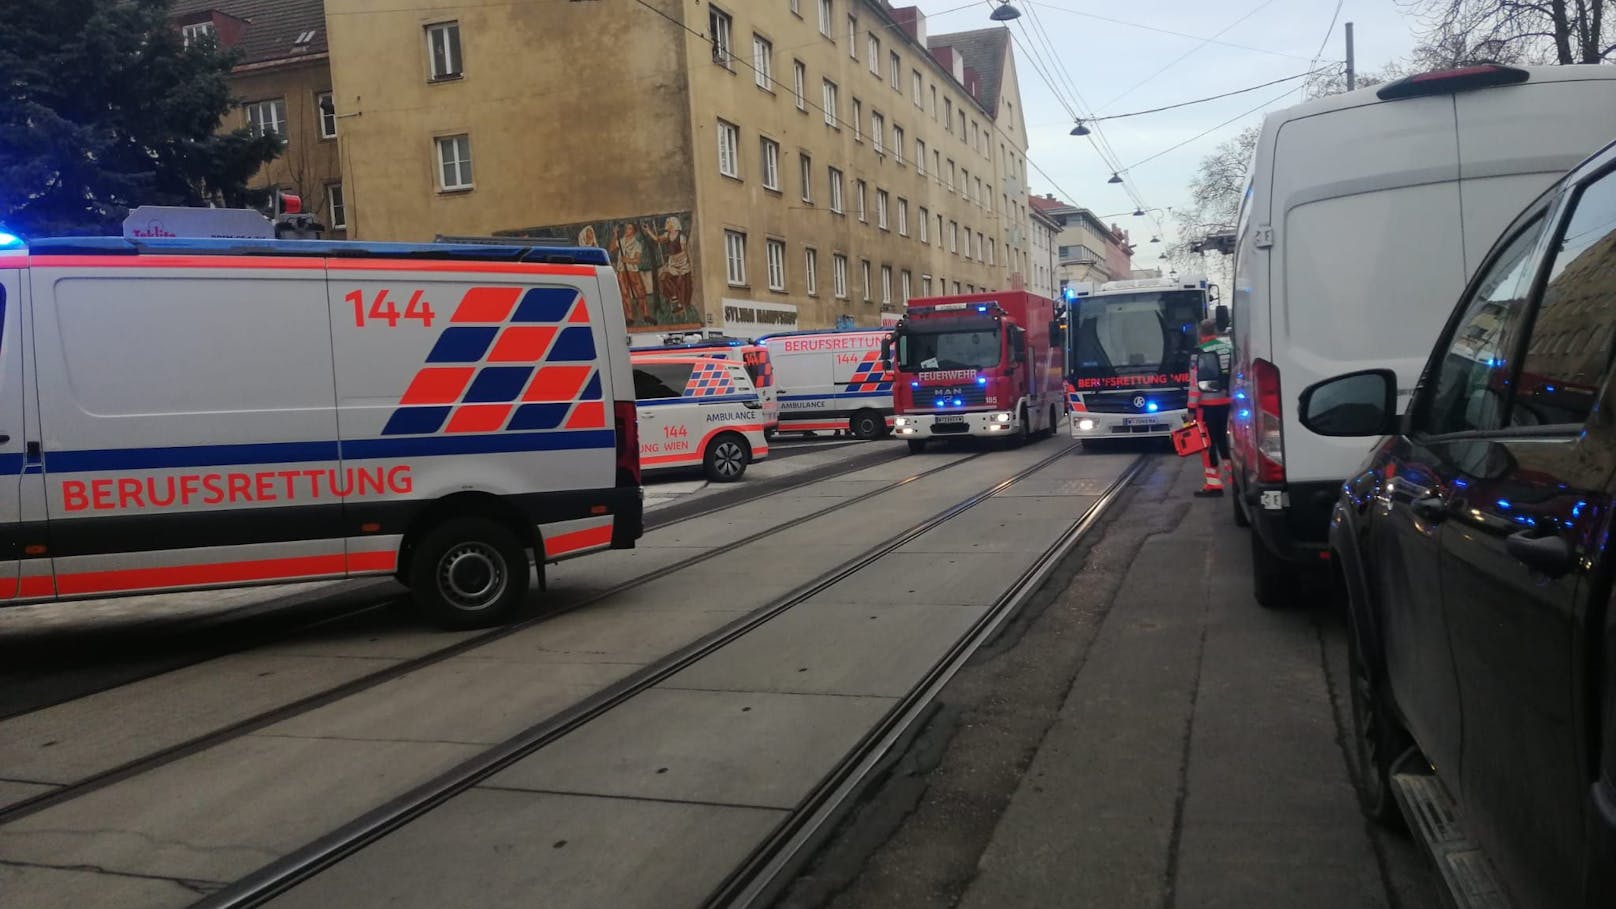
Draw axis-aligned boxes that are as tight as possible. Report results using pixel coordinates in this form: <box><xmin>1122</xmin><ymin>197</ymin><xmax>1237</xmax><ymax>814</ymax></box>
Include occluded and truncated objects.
<box><xmin>704</xmin><ymin>432</ymin><xmax>750</xmax><ymax>483</ymax></box>
<box><xmin>408</xmin><ymin>517</ymin><xmax>531</xmax><ymax>630</ymax></box>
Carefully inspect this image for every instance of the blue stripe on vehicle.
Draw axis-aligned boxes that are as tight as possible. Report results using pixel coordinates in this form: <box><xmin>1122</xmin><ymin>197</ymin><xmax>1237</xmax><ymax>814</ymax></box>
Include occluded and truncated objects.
<box><xmin>343</xmin><ymin>429</ymin><xmax>614</xmax><ymax>459</ymax></box>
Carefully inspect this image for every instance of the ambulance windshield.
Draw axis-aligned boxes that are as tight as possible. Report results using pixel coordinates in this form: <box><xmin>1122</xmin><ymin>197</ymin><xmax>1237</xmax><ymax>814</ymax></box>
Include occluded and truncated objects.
<box><xmin>896</xmin><ymin>328</ymin><xmax>1001</xmax><ymax>371</ymax></box>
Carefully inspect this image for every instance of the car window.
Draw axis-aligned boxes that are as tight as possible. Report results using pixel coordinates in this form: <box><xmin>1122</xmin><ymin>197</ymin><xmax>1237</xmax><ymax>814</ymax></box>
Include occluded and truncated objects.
<box><xmin>633</xmin><ymin>364</ymin><xmax>689</xmax><ymax>400</ymax></box>
<box><xmin>1418</xmin><ymin>216</ymin><xmax>1547</xmax><ymax>436</ymax></box>
<box><xmin>1511</xmin><ymin>169</ymin><xmax>1616</xmax><ymax>428</ymax></box>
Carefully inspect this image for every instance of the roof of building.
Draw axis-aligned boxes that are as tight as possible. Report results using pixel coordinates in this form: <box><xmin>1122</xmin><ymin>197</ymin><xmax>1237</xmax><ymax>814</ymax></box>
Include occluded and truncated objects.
<box><xmin>169</xmin><ymin>0</ymin><xmax>327</xmax><ymax>67</ymax></box>
<box><xmin>927</xmin><ymin>27</ymin><xmax>1010</xmax><ymax>116</ymax></box>
<box><xmin>1028</xmin><ymin>194</ymin><xmax>1068</xmax><ymax>216</ymax></box>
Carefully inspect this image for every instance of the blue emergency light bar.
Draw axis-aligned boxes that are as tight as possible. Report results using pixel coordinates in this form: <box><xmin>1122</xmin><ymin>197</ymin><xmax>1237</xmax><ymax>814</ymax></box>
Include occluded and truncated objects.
<box><xmin>17</xmin><ymin>236</ymin><xmax>612</xmax><ymax>266</ymax></box>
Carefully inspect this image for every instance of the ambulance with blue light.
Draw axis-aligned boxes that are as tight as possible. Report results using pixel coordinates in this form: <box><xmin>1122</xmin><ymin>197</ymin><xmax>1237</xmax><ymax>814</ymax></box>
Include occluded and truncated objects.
<box><xmin>628</xmin><ymin>353</ymin><xmax>769</xmax><ymax>482</ymax></box>
<box><xmin>1063</xmin><ymin>274</ymin><xmax>1216</xmax><ymax>441</ymax></box>
<box><xmin>0</xmin><ymin>232</ymin><xmax>642</xmax><ymax>629</ymax></box>
<box><xmin>757</xmin><ymin>328</ymin><xmax>894</xmax><ymax>440</ymax></box>
<box><xmin>627</xmin><ymin>339</ymin><xmax>778</xmax><ymax>437</ymax></box>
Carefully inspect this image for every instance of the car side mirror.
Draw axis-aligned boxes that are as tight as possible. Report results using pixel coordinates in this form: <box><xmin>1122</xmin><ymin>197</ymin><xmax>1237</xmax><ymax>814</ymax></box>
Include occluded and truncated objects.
<box><xmin>1298</xmin><ymin>369</ymin><xmax>1400</xmax><ymax>437</ymax></box>
<box><xmin>1214</xmin><ymin>304</ymin><xmax>1230</xmax><ymax>333</ymax></box>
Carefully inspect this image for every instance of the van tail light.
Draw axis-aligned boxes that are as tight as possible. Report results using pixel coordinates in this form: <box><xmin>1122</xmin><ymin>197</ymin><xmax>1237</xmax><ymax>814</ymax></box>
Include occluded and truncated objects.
<box><xmin>614</xmin><ymin>400</ymin><xmax>641</xmax><ymax>487</ymax></box>
<box><xmin>1253</xmin><ymin>358</ymin><xmax>1286</xmax><ymax>484</ymax></box>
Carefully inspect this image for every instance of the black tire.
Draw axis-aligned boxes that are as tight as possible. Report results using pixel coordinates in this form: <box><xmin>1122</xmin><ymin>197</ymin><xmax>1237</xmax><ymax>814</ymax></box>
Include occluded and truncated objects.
<box><xmin>1232</xmin><ymin>486</ymin><xmax>1251</xmax><ymax>528</ymax></box>
<box><xmin>850</xmin><ymin>409</ymin><xmax>884</xmax><ymax>440</ymax></box>
<box><xmin>1015</xmin><ymin>406</ymin><xmax>1032</xmax><ymax>446</ymax></box>
<box><xmin>906</xmin><ymin>438</ymin><xmax>927</xmax><ymax>454</ymax></box>
<box><xmin>1346</xmin><ymin>609</ymin><xmax>1413</xmax><ymax>830</ymax></box>
<box><xmin>704</xmin><ymin>432</ymin><xmax>749</xmax><ymax>482</ymax></box>
<box><xmin>1043</xmin><ymin>404</ymin><xmax>1059</xmax><ymax>438</ymax></box>
<box><xmin>1250</xmin><ymin>527</ymin><xmax>1300</xmax><ymax>609</ymax></box>
<box><xmin>408</xmin><ymin>517</ymin><xmax>530</xmax><ymax>630</ymax></box>
<box><xmin>764</xmin><ymin>426</ymin><xmax>776</xmax><ymax>442</ymax></box>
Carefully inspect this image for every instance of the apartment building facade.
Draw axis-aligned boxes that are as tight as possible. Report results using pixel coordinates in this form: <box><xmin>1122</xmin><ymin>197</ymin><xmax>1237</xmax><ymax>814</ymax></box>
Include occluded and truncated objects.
<box><xmin>1030</xmin><ymin>194</ymin><xmax>1135</xmax><ymax>290</ymax></box>
<box><xmin>1027</xmin><ymin>200</ymin><xmax>1059</xmax><ymax>299</ymax></box>
<box><xmin>171</xmin><ymin>0</ymin><xmax>346</xmax><ymax>236</ymax></box>
<box><xmin>320</xmin><ymin>0</ymin><xmax>1030</xmax><ymax>340</ymax></box>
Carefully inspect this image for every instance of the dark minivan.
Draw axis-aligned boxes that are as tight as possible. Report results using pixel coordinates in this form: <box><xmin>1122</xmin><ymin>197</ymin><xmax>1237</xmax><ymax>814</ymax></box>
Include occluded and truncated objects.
<box><xmin>1303</xmin><ymin>140</ymin><xmax>1616</xmax><ymax>908</ymax></box>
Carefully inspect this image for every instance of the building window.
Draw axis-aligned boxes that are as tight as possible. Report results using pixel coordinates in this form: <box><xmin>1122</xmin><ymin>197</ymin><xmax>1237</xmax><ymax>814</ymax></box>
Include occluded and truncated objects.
<box><xmin>930</xmin><ymin>85</ymin><xmax>938</xmax><ymax>119</ymax></box>
<box><xmin>987</xmin><ymin>238</ymin><xmax>995</xmax><ymax>265</ymax></box>
<box><xmin>834</xmin><ymin>254</ymin><xmax>848</xmax><ymax>298</ymax></box>
<box><xmin>819</xmin><ymin>0</ymin><xmax>833</xmax><ymax>35</ymax></box>
<box><xmin>962</xmin><ymin>226</ymin><xmax>972</xmax><ymax>260</ymax></box>
<box><xmin>436</xmin><ymin>133</ymin><xmax>473</xmax><ymax>190</ymax></box>
<box><xmin>828</xmin><ymin>167</ymin><xmax>844</xmax><ymax>212</ymax></box>
<box><xmin>316</xmin><ymin>92</ymin><xmax>337</xmax><ymax>139</ymax></box>
<box><xmin>766</xmin><ymin>239</ymin><xmax>786</xmax><ymax>291</ymax></box>
<box><xmin>918</xmin><ymin>207</ymin><xmax>929</xmax><ymax>243</ymax></box>
<box><xmin>953</xmin><ymin>281</ymin><xmax>961</xmax><ymax>294</ymax></box>
<box><xmin>962</xmin><ymin>167</ymin><xmax>969</xmax><ymax>198</ymax></box>
<box><xmin>975</xmin><ymin>231</ymin><xmax>983</xmax><ymax>259</ymax></box>
<box><xmin>790</xmin><ymin>0</ymin><xmax>801</xmax><ymax>13</ymax></box>
<box><xmin>958</xmin><ymin>110</ymin><xmax>966</xmax><ymax>138</ymax></box>
<box><xmin>805</xmin><ymin>247</ymin><xmax>818</xmax><ymax>295</ymax></box>
<box><xmin>949</xmin><ymin>221</ymin><xmax>958</xmax><ymax>253</ymax></box>
<box><xmin>326</xmin><ymin>183</ymin><xmax>346</xmax><ymax>230</ymax></box>
<box><xmin>897</xmin><ymin>198</ymin><xmax>908</xmax><ymax>236</ymax></box>
<box><xmin>944</xmin><ymin>97</ymin><xmax>952</xmax><ymax>131</ymax></box>
<box><xmin>244</xmin><ymin>98</ymin><xmax>286</xmax><ymax>137</ymax></box>
<box><xmin>947</xmin><ymin>160</ymin><xmax>956</xmax><ymax>191</ymax></box>
<box><xmin>912</xmin><ymin>70</ymin><xmax>923</xmax><ymax>107</ymax></box>
<box><xmin>871</xmin><ymin>111</ymin><xmax>884</xmax><ymax>153</ymax></box>
<box><xmin>915</xmin><ymin>139</ymin><xmax>926</xmax><ymax>175</ymax></box>
<box><xmin>800</xmin><ymin>153</ymin><xmax>813</xmax><ymax>202</ymax></box>
<box><xmin>855</xmin><ymin>179</ymin><xmax>867</xmax><ymax>222</ymax></box>
<box><xmin>852</xmin><ymin>98</ymin><xmax>862</xmax><ymax>140</ymax></box>
<box><xmin>717</xmin><ymin>120</ymin><xmax>739</xmax><ymax>178</ymax></box>
<box><xmin>822</xmin><ymin>79</ymin><xmax>838</xmax><ymax>127</ymax></box>
<box><xmin>889</xmin><ymin>51</ymin><xmax>901</xmax><ymax>90</ymax></box>
<box><xmin>881</xmin><ymin>266</ymin><xmax>892</xmax><ymax>305</ymax></box>
<box><xmin>426</xmin><ymin>22</ymin><xmax>462</xmax><ymax>80</ymax></box>
<box><xmin>876</xmin><ymin>189</ymin><xmax>889</xmax><ymax>229</ymax></box>
<box><xmin>793</xmin><ymin>60</ymin><xmax>806</xmax><ymax>110</ymax></box>
<box><xmin>181</xmin><ymin>21</ymin><xmax>216</xmax><ymax>48</ymax></box>
<box><xmin>933</xmin><ymin>149</ymin><xmax>941</xmax><ymax>177</ymax></box>
<box><xmin>847</xmin><ymin>16</ymin><xmax>857</xmax><ymax>58</ymax></box>
<box><xmin>936</xmin><ymin>213</ymin><xmax>943</xmax><ymax>246</ymax></box>
<box><xmin>860</xmin><ymin>260</ymin><xmax>872</xmax><ymax>302</ymax></box>
<box><xmin>976</xmin><ymin>176</ymin><xmax>984</xmax><ymax>205</ymax></box>
<box><xmin>893</xmin><ymin>125</ymin><xmax>904</xmax><ymax>164</ymax></box>
<box><xmin>725</xmin><ymin>230</ymin><xmax>747</xmax><ymax>286</ymax></box>
<box><xmin>710</xmin><ymin>7</ymin><xmax>734</xmax><ymax>67</ymax></box>
<box><xmin>752</xmin><ymin>34</ymin><xmax>772</xmax><ymax>88</ymax></box>
<box><xmin>867</xmin><ymin>33</ymin><xmax>880</xmax><ymax>75</ymax></box>
<box><xmin>760</xmin><ymin>138</ymin><xmax>780</xmax><ymax>190</ymax></box>
<box><xmin>900</xmin><ymin>269</ymin><xmax>911</xmax><ymax>303</ymax></box>
<box><xmin>922</xmin><ymin>275</ymin><xmax>933</xmax><ymax>295</ymax></box>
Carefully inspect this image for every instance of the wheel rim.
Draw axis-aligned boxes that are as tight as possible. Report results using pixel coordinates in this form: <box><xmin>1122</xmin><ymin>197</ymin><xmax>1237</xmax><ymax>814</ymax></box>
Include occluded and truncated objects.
<box><xmin>856</xmin><ymin>416</ymin><xmax>877</xmax><ymax>437</ymax></box>
<box><xmin>437</xmin><ymin>543</ymin><xmax>507</xmax><ymax>612</ymax></box>
<box><xmin>714</xmin><ymin>441</ymin><xmax>745</xmax><ymax>478</ymax></box>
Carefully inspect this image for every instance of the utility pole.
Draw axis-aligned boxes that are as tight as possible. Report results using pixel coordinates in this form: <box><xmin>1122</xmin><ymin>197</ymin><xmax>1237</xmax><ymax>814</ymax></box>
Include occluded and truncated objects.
<box><xmin>1345</xmin><ymin>22</ymin><xmax>1356</xmax><ymax>91</ymax></box>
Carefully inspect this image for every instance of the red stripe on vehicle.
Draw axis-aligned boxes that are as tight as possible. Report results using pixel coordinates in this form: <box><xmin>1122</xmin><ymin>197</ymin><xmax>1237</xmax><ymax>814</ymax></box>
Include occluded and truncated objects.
<box><xmin>54</xmin><ymin>554</ymin><xmax>353</xmax><ymax>596</ymax></box>
<box><xmin>544</xmin><ymin>523</ymin><xmax>613</xmax><ymax>559</ymax></box>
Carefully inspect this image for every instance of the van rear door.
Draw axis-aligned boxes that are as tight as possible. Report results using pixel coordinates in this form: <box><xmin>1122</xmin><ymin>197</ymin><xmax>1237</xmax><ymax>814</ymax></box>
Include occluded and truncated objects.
<box><xmin>1272</xmin><ymin>95</ymin><xmax>1463</xmax><ymax>485</ymax></box>
<box><xmin>0</xmin><ymin>266</ymin><xmax>25</xmax><ymax>600</ymax></box>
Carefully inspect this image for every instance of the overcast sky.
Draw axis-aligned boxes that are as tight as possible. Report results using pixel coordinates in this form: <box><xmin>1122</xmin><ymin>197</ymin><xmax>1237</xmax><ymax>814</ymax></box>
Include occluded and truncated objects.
<box><xmin>913</xmin><ymin>0</ymin><xmax>1422</xmax><ymax>256</ymax></box>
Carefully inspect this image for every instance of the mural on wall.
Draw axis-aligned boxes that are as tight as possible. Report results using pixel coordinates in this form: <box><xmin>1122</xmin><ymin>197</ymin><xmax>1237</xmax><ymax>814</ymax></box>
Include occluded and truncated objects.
<box><xmin>499</xmin><ymin>211</ymin><xmax>702</xmax><ymax>332</ymax></box>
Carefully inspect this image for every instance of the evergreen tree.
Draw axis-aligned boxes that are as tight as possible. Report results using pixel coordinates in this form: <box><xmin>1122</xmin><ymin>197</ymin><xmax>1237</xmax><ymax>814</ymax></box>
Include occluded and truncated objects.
<box><xmin>0</xmin><ymin>0</ymin><xmax>283</xmax><ymax>236</ymax></box>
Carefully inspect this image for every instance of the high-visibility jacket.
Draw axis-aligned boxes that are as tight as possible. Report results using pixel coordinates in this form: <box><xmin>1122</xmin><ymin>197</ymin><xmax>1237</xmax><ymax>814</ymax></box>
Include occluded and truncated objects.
<box><xmin>1188</xmin><ymin>335</ymin><xmax>1233</xmax><ymax>408</ymax></box>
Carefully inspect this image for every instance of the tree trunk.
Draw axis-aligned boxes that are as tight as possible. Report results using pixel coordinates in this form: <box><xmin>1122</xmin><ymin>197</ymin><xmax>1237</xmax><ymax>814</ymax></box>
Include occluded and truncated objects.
<box><xmin>1551</xmin><ymin>0</ymin><xmax>1576</xmax><ymax>63</ymax></box>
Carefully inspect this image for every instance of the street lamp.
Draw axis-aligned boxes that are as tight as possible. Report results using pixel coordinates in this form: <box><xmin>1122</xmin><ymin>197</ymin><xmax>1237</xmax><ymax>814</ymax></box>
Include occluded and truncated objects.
<box><xmin>1070</xmin><ymin>119</ymin><xmax>1090</xmax><ymax>136</ymax></box>
<box><xmin>989</xmin><ymin>1</ymin><xmax>1022</xmax><ymax>21</ymax></box>
<box><xmin>1149</xmin><ymin>235</ymin><xmax>1161</xmax><ymax>243</ymax></box>
<box><xmin>1107</xmin><ymin>172</ymin><xmax>1123</xmax><ymax>184</ymax></box>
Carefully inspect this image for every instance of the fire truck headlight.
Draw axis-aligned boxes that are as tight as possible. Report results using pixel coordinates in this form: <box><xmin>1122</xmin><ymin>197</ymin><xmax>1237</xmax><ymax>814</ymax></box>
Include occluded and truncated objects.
<box><xmin>895</xmin><ymin>416</ymin><xmax>911</xmax><ymax>427</ymax></box>
<box><xmin>993</xmin><ymin>412</ymin><xmax>1013</xmax><ymax>423</ymax></box>
<box><xmin>1078</xmin><ymin>418</ymin><xmax>1096</xmax><ymax>431</ymax></box>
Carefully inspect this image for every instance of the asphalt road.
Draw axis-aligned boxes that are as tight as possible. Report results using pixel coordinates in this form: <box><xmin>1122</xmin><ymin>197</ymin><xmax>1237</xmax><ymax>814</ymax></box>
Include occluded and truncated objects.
<box><xmin>778</xmin><ymin>452</ymin><xmax>1442</xmax><ymax>909</ymax></box>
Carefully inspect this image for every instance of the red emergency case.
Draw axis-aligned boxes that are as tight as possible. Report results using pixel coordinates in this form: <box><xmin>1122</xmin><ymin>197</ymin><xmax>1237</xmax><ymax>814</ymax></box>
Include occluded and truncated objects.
<box><xmin>1171</xmin><ymin>420</ymin><xmax>1209</xmax><ymax>457</ymax></box>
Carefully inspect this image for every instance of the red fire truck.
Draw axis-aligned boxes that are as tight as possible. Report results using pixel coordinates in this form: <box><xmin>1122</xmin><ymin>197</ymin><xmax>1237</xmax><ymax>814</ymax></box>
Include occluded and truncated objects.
<box><xmin>883</xmin><ymin>290</ymin><xmax>1066</xmax><ymax>452</ymax></box>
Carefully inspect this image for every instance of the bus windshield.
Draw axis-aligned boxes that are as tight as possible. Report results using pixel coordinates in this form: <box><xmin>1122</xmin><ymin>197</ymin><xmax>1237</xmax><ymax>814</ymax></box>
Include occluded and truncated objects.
<box><xmin>1071</xmin><ymin>291</ymin><xmax>1203</xmax><ymax>381</ymax></box>
<box><xmin>897</xmin><ymin>328</ymin><xmax>1002</xmax><ymax>371</ymax></box>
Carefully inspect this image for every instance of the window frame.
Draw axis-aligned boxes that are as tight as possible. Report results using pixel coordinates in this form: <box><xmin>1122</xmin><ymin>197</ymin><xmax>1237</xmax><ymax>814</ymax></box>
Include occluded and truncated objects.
<box><xmin>793</xmin><ymin>60</ymin><xmax>807</xmax><ymax>111</ymax></box>
<box><xmin>425</xmin><ymin>21</ymin><xmax>463</xmax><ymax>81</ymax></box>
<box><xmin>435</xmin><ymin>133</ymin><xmax>473</xmax><ymax>191</ymax></box>
<box><xmin>834</xmin><ymin>253</ymin><xmax>849</xmax><ymax>299</ymax></box>
<box><xmin>897</xmin><ymin>197</ymin><xmax>908</xmax><ymax>236</ymax></box>
<box><xmin>244</xmin><ymin>98</ymin><xmax>287</xmax><ymax>138</ymax></box>
<box><xmin>724</xmin><ymin>229</ymin><xmax>748</xmax><ymax>287</ymax></box>
<box><xmin>752</xmin><ymin>33</ymin><xmax>773</xmax><ymax>89</ymax></box>
<box><xmin>876</xmin><ymin>189</ymin><xmax>889</xmax><ymax>230</ymax></box>
<box><xmin>760</xmin><ymin>137</ymin><xmax>780</xmax><ymax>190</ymax></box>
<box><xmin>822</xmin><ymin>79</ymin><xmax>839</xmax><ymax>127</ymax></box>
<box><xmin>326</xmin><ymin>182</ymin><xmax>346</xmax><ymax>230</ymax></box>
<box><xmin>805</xmin><ymin>247</ymin><xmax>819</xmax><ymax>296</ymax></box>
<box><xmin>716</xmin><ymin>119</ymin><xmax>740</xmax><ymax>179</ymax></box>
<box><xmin>766</xmin><ymin>238</ymin><xmax>787</xmax><ymax>291</ymax></box>
<box><xmin>819</xmin><ymin>0</ymin><xmax>833</xmax><ymax>37</ymax></box>
<box><xmin>709</xmin><ymin>6</ymin><xmax>734</xmax><ymax>68</ymax></box>
<box><xmin>800</xmin><ymin>153</ymin><xmax>814</xmax><ymax>203</ymax></box>
<box><xmin>315</xmin><ymin>91</ymin><xmax>337</xmax><ymax>139</ymax></box>
<box><xmin>828</xmin><ymin>167</ymin><xmax>845</xmax><ymax>213</ymax></box>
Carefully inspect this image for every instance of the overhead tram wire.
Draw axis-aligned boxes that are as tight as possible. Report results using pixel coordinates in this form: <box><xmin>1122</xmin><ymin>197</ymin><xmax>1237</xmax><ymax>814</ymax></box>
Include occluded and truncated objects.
<box><xmin>1097</xmin><ymin>0</ymin><xmax>1281</xmax><ymax>113</ymax></box>
<box><xmin>1017</xmin><ymin>0</ymin><xmax>1319</xmax><ymax>61</ymax></box>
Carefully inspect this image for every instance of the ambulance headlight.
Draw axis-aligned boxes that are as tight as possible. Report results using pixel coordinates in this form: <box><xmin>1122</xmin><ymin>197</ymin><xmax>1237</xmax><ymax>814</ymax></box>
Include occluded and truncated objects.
<box><xmin>1078</xmin><ymin>418</ymin><xmax>1096</xmax><ymax>431</ymax></box>
<box><xmin>993</xmin><ymin>412</ymin><xmax>1013</xmax><ymax>423</ymax></box>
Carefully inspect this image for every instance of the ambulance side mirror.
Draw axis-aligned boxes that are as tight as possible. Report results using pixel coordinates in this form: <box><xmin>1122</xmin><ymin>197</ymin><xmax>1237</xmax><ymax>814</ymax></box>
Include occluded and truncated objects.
<box><xmin>879</xmin><ymin>337</ymin><xmax>893</xmax><ymax>371</ymax></box>
<box><xmin>1214</xmin><ymin>304</ymin><xmax>1230</xmax><ymax>333</ymax></box>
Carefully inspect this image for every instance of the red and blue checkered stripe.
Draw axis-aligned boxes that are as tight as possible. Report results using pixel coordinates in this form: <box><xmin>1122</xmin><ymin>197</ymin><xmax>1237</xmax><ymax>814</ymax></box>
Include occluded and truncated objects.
<box><xmin>846</xmin><ymin>350</ymin><xmax>893</xmax><ymax>394</ymax></box>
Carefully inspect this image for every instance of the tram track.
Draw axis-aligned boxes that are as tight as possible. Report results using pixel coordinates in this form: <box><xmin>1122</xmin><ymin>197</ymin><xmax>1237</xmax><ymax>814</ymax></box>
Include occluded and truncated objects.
<box><xmin>0</xmin><ymin>443</ymin><xmax>985</xmax><ymax>827</ymax></box>
<box><xmin>195</xmin><ymin>440</ymin><xmax>1125</xmax><ymax>909</ymax></box>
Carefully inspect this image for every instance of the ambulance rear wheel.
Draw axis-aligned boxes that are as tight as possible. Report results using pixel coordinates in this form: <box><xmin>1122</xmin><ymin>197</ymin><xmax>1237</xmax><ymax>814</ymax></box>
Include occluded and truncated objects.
<box><xmin>409</xmin><ymin>517</ymin><xmax>530</xmax><ymax>630</ymax></box>
<box><xmin>850</xmin><ymin>409</ymin><xmax>884</xmax><ymax>440</ymax></box>
<box><xmin>704</xmin><ymin>433</ymin><xmax>750</xmax><ymax>482</ymax></box>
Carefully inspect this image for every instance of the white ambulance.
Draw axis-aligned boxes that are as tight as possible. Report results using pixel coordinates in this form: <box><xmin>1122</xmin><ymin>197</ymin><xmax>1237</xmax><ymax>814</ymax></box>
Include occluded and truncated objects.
<box><xmin>629</xmin><ymin>354</ymin><xmax>769</xmax><ymax>482</ymax></box>
<box><xmin>630</xmin><ymin>340</ymin><xmax>779</xmax><ymax>436</ymax></box>
<box><xmin>758</xmin><ymin>329</ymin><xmax>894</xmax><ymax>439</ymax></box>
<box><xmin>0</xmin><ymin>234</ymin><xmax>643</xmax><ymax>629</ymax></box>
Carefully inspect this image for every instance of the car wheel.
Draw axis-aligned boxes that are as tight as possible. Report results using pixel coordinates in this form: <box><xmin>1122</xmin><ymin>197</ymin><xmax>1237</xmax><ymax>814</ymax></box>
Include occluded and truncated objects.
<box><xmin>1347</xmin><ymin>611</ymin><xmax>1413</xmax><ymax>829</ymax></box>
<box><xmin>704</xmin><ymin>433</ymin><xmax>749</xmax><ymax>482</ymax></box>
<box><xmin>1250</xmin><ymin>528</ymin><xmax>1299</xmax><ymax>609</ymax></box>
<box><xmin>850</xmin><ymin>409</ymin><xmax>884</xmax><ymax>440</ymax></box>
<box><xmin>906</xmin><ymin>438</ymin><xmax>927</xmax><ymax>454</ymax></box>
<box><xmin>408</xmin><ymin>517</ymin><xmax>530</xmax><ymax>630</ymax></box>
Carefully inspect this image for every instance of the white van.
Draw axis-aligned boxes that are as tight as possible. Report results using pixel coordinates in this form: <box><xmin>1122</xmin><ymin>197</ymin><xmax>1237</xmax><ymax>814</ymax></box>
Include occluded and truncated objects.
<box><xmin>630</xmin><ymin>340</ymin><xmax>779</xmax><ymax>436</ymax></box>
<box><xmin>1230</xmin><ymin>63</ymin><xmax>1616</xmax><ymax>605</ymax></box>
<box><xmin>758</xmin><ymin>329</ymin><xmax>894</xmax><ymax>439</ymax></box>
<box><xmin>629</xmin><ymin>354</ymin><xmax>769</xmax><ymax>482</ymax></box>
<box><xmin>0</xmin><ymin>235</ymin><xmax>642</xmax><ymax>628</ymax></box>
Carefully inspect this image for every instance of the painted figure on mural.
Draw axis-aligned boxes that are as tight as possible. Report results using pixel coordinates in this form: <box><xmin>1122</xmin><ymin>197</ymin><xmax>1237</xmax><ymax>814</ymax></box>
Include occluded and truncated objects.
<box><xmin>609</xmin><ymin>222</ymin><xmax>652</xmax><ymax>323</ymax></box>
<box><xmin>653</xmin><ymin>215</ymin><xmax>693</xmax><ymax>318</ymax></box>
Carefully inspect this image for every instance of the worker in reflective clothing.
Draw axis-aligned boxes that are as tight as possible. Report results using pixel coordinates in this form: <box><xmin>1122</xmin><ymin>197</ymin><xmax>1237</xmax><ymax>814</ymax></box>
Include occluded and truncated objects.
<box><xmin>1188</xmin><ymin>319</ymin><xmax>1233</xmax><ymax>498</ymax></box>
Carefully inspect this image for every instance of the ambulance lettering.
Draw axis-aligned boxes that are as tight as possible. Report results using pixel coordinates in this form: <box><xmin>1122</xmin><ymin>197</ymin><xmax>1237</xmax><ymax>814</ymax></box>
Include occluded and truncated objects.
<box><xmin>59</xmin><ymin>466</ymin><xmax>414</xmax><ymax>513</ymax></box>
<box><xmin>706</xmin><ymin>411</ymin><xmax>749</xmax><ymax>423</ymax></box>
